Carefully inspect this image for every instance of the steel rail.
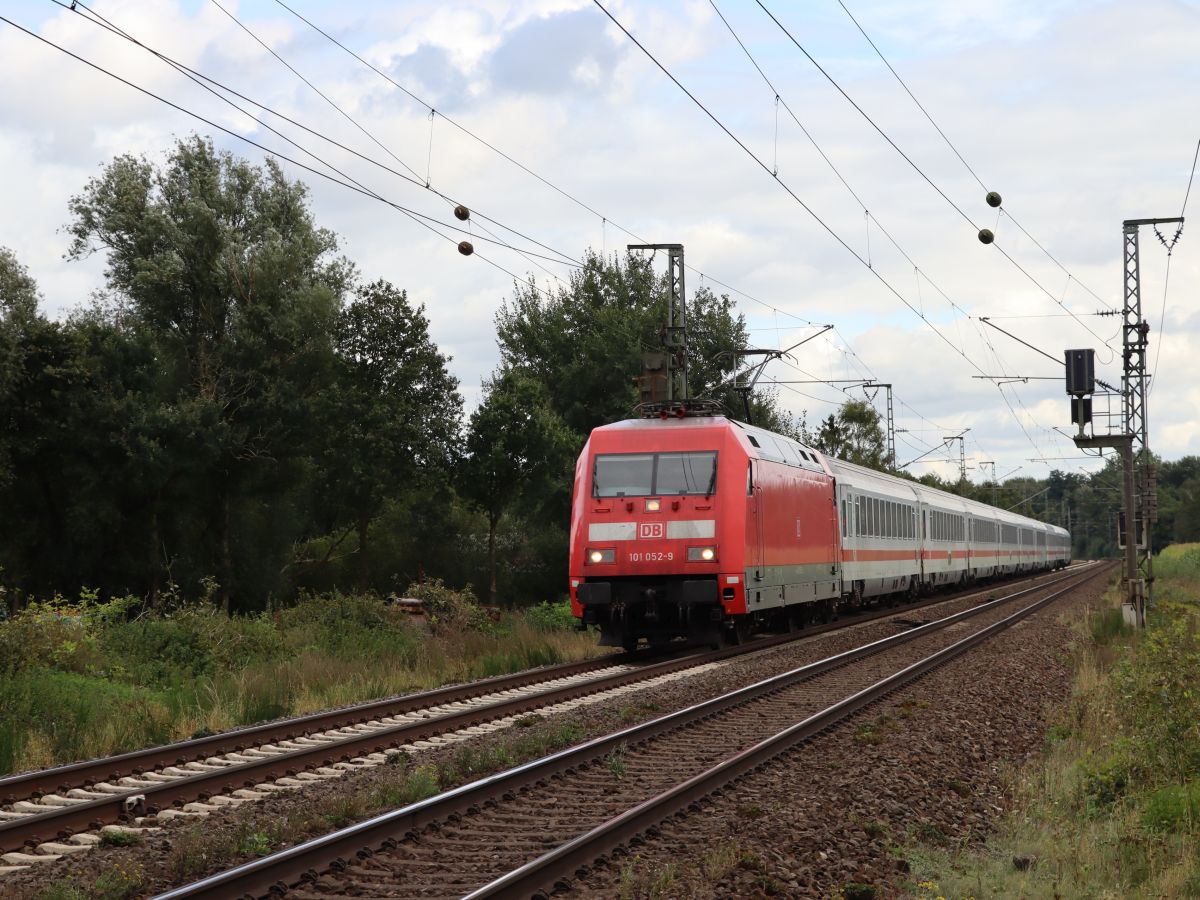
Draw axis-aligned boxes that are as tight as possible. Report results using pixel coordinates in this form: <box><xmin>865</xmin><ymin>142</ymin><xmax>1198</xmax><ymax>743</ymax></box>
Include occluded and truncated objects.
<box><xmin>0</xmin><ymin>644</ymin><xmax>727</xmax><ymax>852</ymax></box>
<box><xmin>469</xmin><ymin>561</ymin><xmax>1116</xmax><ymax>898</ymax></box>
<box><xmin>0</xmin><ymin>654</ymin><xmax>630</xmax><ymax>802</ymax></box>
<box><xmin>152</xmin><ymin>562</ymin><xmax>1105</xmax><ymax>900</ymax></box>
<box><xmin>2</xmin><ymin>594</ymin><xmax>944</xmax><ymax>853</ymax></box>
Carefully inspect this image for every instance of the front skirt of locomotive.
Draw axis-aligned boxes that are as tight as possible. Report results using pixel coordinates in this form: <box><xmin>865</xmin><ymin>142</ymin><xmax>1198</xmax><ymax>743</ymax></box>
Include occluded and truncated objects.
<box><xmin>576</xmin><ymin>576</ymin><xmax>724</xmax><ymax>646</ymax></box>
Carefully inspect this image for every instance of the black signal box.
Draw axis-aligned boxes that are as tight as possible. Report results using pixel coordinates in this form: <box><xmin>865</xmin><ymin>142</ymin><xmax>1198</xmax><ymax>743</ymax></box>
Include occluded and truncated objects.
<box><xmin>1071</xmin><ymin>396</ymin><xmax>1092</xmax><ymax>425</ymax></box>
<box><xmin>1065</xmin><ymin>349</ymin><xmax>1095</xmax><ymax>396</ymax></box>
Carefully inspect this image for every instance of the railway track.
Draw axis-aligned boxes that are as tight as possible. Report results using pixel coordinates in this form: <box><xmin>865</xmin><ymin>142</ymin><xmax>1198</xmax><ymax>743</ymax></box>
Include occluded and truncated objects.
<box><xmin>0</xmin><ymin>565</ymin><xmax>1085</xmax><ymax>873</ymax></box>
<box><xmin>151</xmin><ymin>561</ymin><xmax>1111</xmax><ymax>899</ymax></box>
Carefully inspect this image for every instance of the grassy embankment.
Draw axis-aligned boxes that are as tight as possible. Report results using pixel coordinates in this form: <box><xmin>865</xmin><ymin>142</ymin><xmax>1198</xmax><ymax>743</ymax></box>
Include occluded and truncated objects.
<box><xmin>907</xmin><ymin>543</ymin><xmax>1200</xmax><ymax>898</ymax></box>
<box><xmin>0</xmin><ymin>581</ymin><xmax>598</xmax><ymax>776</ymax></box>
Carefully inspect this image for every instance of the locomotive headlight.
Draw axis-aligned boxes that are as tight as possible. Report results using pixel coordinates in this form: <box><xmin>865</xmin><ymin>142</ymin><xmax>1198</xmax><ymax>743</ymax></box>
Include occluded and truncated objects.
<box><xmin>644</xmin><ymin>498</ymin><xmax>661</xmax><ymax>512</ymax></box>
<box><xmin>587</xmin><ymin>548</ymin><xmax>615</xmax><ymax>565</ymax></box>
<box><xmin>687</xmin><ymin>546</ymin><xmax>717</xmax><ymax>562</ymax></box>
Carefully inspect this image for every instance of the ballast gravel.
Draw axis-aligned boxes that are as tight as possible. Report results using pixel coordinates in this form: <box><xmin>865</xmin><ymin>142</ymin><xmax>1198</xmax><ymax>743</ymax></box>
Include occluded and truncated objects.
<box><xmin>0</xmin><ymin>571</ymin><xmax>1105</xmax><ymax>898</ymax></box>
<box><xmin>569</xmin><ymin>574</ymin><xmax>1110</xmax><ymax>898</ymax></box>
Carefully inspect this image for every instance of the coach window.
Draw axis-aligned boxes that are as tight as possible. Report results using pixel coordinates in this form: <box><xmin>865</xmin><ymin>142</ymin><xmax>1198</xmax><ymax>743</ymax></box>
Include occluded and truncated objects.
<box><xmin>840</xmin><ymin>498</ymin><xmax>847</xmax><ymax>537</ymax></box>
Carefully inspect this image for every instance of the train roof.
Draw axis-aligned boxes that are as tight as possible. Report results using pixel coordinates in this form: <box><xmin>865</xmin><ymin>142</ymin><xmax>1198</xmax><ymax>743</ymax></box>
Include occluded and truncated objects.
<box><xmin>590</xmin><ymin>416</ymin><xmax>1067</xmax><ymax>537</ymax></box>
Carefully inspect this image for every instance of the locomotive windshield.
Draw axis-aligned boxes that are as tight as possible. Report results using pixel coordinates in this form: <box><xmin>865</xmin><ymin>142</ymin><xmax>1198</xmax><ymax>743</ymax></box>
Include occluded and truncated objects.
<box><xmin>593</xmin><ymin>451</ymin><xmax>717</xmax><ymax>497</ymax></box>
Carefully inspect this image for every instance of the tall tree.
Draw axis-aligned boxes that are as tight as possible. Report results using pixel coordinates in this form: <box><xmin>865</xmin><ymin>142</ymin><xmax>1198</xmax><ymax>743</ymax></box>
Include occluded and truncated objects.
<box><xmin>496</xmin><ymin>250</ymin><xmax>791</xmax><ymax>437</ymax></box>
<box><xmin>813</xmin><ymin>399</ymin><xmax>889</xmax><ymax>469</ymax></box>
<box><xmin>460</xmin><ymin>369</ymin><xmax>576</xmax><ymax>602</ymax></box>
<box><xmin>0</xmin><ymin>247</ymin><xmax>41</xmax><ymax>492</ymax></box>
<box><xmin>65</xmin><ymin>136</ymin><xmax>350</xmax><ymax>609</ymax></box>
<box><xmin>319</xmin><ymin>279</ymin><xmax>462</xmax><ymax>590</ymax></box>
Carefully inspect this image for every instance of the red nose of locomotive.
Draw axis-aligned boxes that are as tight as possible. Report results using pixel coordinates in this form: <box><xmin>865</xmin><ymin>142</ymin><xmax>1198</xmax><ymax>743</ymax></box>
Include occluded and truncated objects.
<box><xmin>569</xmin><ymin>439</ymin><xmax>743</xmax><ymax>640</ymax></box>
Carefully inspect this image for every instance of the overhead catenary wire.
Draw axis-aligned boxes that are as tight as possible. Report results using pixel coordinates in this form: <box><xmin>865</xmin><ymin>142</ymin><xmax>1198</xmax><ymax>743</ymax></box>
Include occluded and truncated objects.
<box><xmin>270</xmin><ymin>0</ymin><xmax>826</xmax><ymax>336</ymax></box>
<box><xmin>1148</xmin><ymin>135</ymin><xmax>1198</xmax><ymax>394</ymax></box>
<box><xmin>198</xmin><ymin>0</ymin><xmax>585</xmax><ymax>279</ymax></box>
<box><xmin>592</xmin><ymin>0</ymin><xmax>1081</xmax><ymax>472</ymax></box>
<box><xmin>52</xmin><ymin>0</ymin><xmax>580</xmax><ymax>276</ymax></box>
<box><xmin>754</xmin><ymin>0</ymin><xmax>1120</xmax><ymax>350</ymax></box>
<box><xmin>0</xmin><ymin>13</ymin><xmax>592</xmax><ymax>318</ymax></box>
<box><xmin>590</xmin><ymin>0</ymin><xmax>990</xmax><ymax>382</ymax></box>
<box><xmin>835</xmin><ymin>0</ymin><xmax>1116</xmax><ymax>314</ymax></box>
<box><xmin>706</xmin><ymin>0</ymin><xmax>1080</xmax><ymax>465</ymax></box>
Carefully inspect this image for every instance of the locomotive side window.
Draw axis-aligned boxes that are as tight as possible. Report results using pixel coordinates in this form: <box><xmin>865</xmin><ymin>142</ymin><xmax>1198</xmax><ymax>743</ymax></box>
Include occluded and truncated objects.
<box><xmin>840</xmin><ymin>498</ymin><xmax>847</xmax><ymax>537</ymax></box>
<box><xmin>747</xmin><ymin>462</ymin><xmax>753</xmax><ymax>496</ymax></box>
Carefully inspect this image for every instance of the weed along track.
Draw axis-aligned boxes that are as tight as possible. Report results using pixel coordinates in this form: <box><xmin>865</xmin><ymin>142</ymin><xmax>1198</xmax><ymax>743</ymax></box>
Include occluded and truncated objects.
<box><xmin>151</xmin><ymin>562</ymin><xmax>1111</xmax><ymax>899</ymax></box>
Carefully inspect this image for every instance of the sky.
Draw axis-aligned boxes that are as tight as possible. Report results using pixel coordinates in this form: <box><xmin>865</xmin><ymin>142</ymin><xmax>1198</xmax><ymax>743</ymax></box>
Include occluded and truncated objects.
<box><xmin>0</xmin><ymin>0</ymin><xmax>1197</xmax><ymax>486</ymax></box>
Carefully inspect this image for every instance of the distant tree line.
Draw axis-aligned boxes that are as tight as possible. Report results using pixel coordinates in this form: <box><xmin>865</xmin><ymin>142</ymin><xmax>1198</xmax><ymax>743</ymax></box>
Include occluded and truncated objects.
<box><xmin>2</xmin><ymin>137</ymin><xmax>1196</xmax><ymax>613</ymax></box>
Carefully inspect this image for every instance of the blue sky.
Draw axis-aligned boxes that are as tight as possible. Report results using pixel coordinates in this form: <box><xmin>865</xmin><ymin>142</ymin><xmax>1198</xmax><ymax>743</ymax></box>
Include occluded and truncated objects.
<box><xmin>1</xmin><ymin>0</ymin><xmax>1197</xmax><ymax>481</ymax></box>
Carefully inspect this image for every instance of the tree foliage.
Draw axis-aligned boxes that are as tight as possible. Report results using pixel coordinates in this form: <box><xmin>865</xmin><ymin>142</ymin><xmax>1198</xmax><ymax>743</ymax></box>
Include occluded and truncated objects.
<box><xmin>319</xmin><ymin>279</ymin><xmax>461</xmax><ymax>588</ymax></box>
<box><xmin>496</xmin><ymin>250</ymin><xmax>792</xmax><ymax>436</ymax></box>
<box><xmin>811</xmin><ymin>398</ymin><xmax>890</xmax><ymax>470</ymax></box>
<box><xmin>460</xmin><ymin>369</ymin><xmax>576</xmax><ymax>600</ymax></box>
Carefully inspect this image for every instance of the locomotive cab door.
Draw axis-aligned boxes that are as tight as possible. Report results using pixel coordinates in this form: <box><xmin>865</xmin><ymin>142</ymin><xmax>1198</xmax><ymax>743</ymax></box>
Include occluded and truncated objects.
<box><xmin>747</xmin><ymin>461</ymin><xmax>763</xmax><ymax>581</ymax></box>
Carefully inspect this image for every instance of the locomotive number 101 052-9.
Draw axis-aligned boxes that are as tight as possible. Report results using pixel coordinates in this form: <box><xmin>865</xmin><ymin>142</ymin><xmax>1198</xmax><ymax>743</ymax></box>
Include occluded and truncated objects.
<box><xmin>627</xmin><ymin>551</ymin><xmax>675</xmax><ymax>562</ymax></box>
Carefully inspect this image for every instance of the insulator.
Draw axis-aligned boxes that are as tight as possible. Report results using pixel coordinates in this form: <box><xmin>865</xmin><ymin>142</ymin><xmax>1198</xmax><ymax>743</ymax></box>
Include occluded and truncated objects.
<box><xmin>985</xmin><ymin>191</ymin><xmax>1002</xmax><ymax>208</ymax></box>
<box><xmin>453</xmin><ymin>204</ymin><xmax>470</xmax><ymax>221</ymax></box>
<box><xmin>978</xmin><ymin>228</ymin><xmax>994</xmax><ymax>245</ymax></box>
<box><xmin>458</xmin><ymin>241</ymin><xmax>474</xmax><ymax>256</ymax></box>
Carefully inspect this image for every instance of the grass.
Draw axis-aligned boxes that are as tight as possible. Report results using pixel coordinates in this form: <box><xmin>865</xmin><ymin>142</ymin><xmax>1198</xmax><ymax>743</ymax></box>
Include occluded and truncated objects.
<box><xmin>904</xmin><ymin>543</ymin><xmax>1200</xmax><ymax>898</ymax></box>
<box><xmin>0</xmin><ymin>587</ymin><xmax>599</xmax><ymax>775</ymax></box>
<box><xmin>38</xmin><ymin>860</ymin><xmax>145</xmax><ymax>900</ymax></box>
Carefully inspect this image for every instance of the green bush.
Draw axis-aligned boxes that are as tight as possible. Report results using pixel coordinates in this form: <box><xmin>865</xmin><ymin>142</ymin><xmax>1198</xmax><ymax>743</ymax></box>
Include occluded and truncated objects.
<box><xmin>523</xmin><ymin>600</ymin><xmax>575</xmax><ymax>632</ymax></box>
<box><xmin>103</xmin><ymin>606</ymin><xmax>285</xmax><ymax>686</ymax></box>
<box><xmin>274</xmin><ymin>591</ymin><xmax>419</xmax><ymax>660</ymax></box>
<box><xmin>1089</xmin><ymin>605</ymin><xmax>1131</xmax><ymax>645</ymax></box>
<box><xmin>1077</xmin><ymin>751</ymin><xmax>1133</xmax><ymax>812</ymax></box>
<box><xmin>1142</xmin><ymin>780</ymin><xmax>1200</xmax><ymax>832</ymax></box>
<box><xmin>1156</xmin><ymin>543</ymin><xmax>1200</xmax><ymax>582</ymax></box>
<box><xmin>404</xmin><ymin>578</ymin><xmax>495</xmax><ymax>635</ymax></box>
<box><xmin>0</xmin><ymin>602</ymin><xmax>101</xmax><ymax>676</ymax></box>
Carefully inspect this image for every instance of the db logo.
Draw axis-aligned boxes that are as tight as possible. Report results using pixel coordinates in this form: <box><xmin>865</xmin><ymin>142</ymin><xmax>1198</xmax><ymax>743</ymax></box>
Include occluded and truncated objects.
<box><xmin>638</xmin><ymin>522</ymin><xmax>664</xmax><ymax>539</ymax></box>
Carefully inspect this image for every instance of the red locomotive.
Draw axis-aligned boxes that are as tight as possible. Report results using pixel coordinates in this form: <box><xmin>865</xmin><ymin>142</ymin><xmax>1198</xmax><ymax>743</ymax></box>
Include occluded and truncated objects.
<box><xmin>569</xmin><ymin>415</ymin><xmax>1070</xmax><ymax>649</ymax></box>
